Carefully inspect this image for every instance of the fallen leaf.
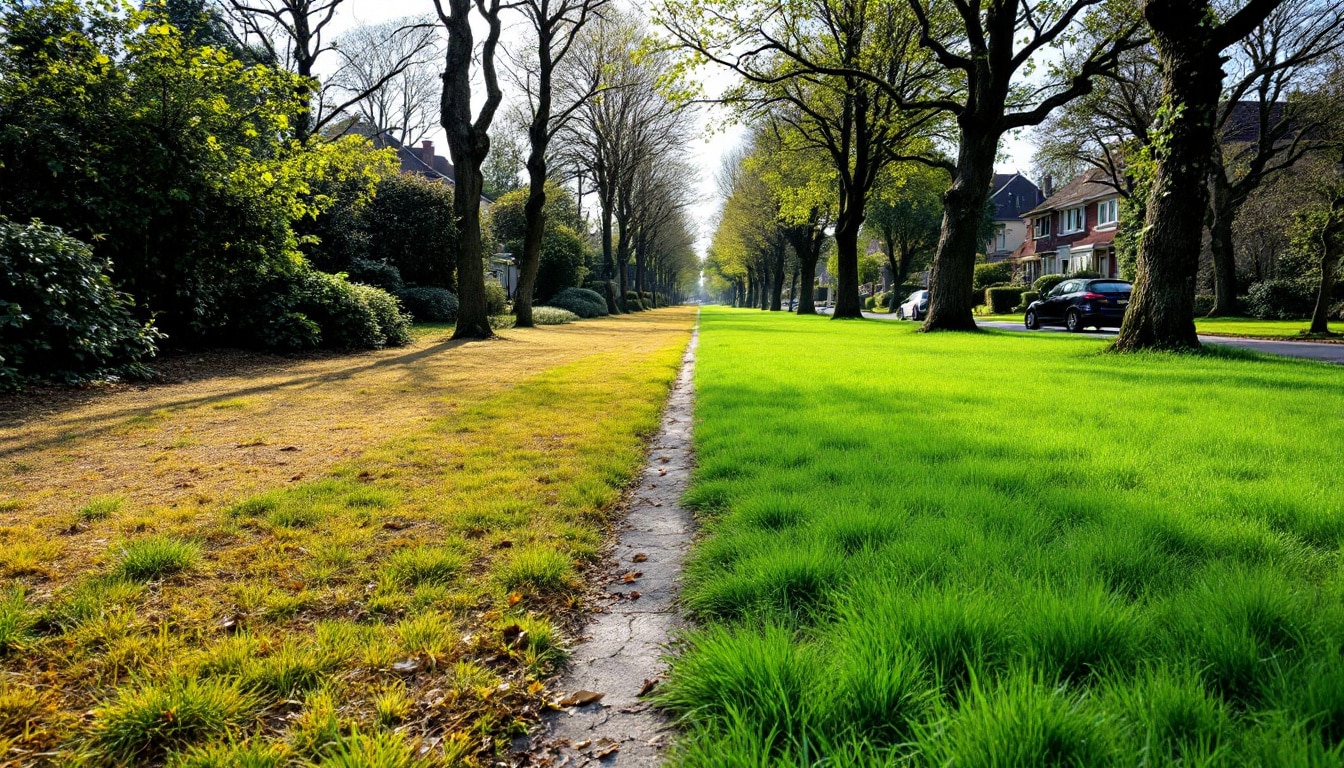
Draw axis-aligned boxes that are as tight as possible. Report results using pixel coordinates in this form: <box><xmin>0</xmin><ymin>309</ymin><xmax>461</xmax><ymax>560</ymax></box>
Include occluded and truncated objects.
<box><xmin>637</xmin><ymin>678</ymin><xmax>659</xmax><ymax>697</ymax></box>
<box><xmin>571</xmin><ymin>739</ymin><xmax>591</xmax><ymax>750</ymax></box>
<box><xmin>391</xmin><ymin>658</ymin><xmax>421</xmax><ymax>674</ymax></box>
<box><xmin>592</xmin><ymin>738</ymin><xmax>620</xmax><ymax>759</ymax></box>
<box><xmin>653</xmin><ymin>501</ymin><xmax>663</xmax><ymax>507</ymax></box>
<box><xmin>631</xmin><ymin>553</ymin><xmax>648</xmax><ymax>563</ymax></box>
<box><xmin>628</xmin><ymin>591</ymin><xmax>641</xmax><ymax>600</ymax></box>
<box><xmin>289</xmin><ymin>474</ymin><xmax>303</xmax><ymax>482</ymax></box>
<box><xmin>507</xmin><ymin>591</ymin><xmax>523</xmax><ymax>606</ymax></box>
<box><xmin>495</xmin><ymin>539</ymin><xmax>514</xmax><ymax>549</ymax></box>
<box><xmin>382</xmin><ymin>520</ymin><xmax>410</xmax><ymax>530</ymax></box>
<box><xmin>659</xmin><ymin>469</ymin><xmax>667</xmax><ymax>476</ymax></box>
<box><xmin>659</xmin><ymin>456</ymin><xmax>670</xmax><ymax>463</ymax></box>
<box><xmin>528</xmin><ymin>680</ymin><xmax>545</xmax><ymax>696</ymax></box>
<box><xmin>558</xmin><ymin>690</ymin><xmax>604</xmax><ymax>707</ymax></box>
<box><xmin>621</xmin><ymin>571</ymin><xmax>642</xmax><ymax>583</ymax></box>
<box><xmin>279</xmin><ymin>446</ymin><xmax>300</xmax><ymax>452</ymax></box>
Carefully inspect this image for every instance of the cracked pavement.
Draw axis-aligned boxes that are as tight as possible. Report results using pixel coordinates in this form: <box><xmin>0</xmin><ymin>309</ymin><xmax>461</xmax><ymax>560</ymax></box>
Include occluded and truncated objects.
<box><xmin>515</xmin><ymin>325</ymin><xmax>699</xmax><ymax>767</ymax></box>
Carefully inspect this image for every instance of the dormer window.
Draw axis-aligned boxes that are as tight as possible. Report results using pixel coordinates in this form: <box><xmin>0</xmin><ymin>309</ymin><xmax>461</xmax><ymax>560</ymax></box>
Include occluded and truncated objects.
<box><xmin>1097</xmin><ymin>198</ymin><xmax>1118</xmax><ymax>226</ymax></box>
<box><xmin>1034</xmin><ymin>217</ymin><xmax>1051</xmax><ymax>238</ymax></box>
<box><xmin>1062</xmin><ymin>206</ymin><xmax>1085</xmax><ymax>234</ymax></box>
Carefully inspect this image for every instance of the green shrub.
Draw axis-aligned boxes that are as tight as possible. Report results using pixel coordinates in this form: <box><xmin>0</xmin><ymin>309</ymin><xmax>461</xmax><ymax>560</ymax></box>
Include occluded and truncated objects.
<box><xmin>985</xmin><ymin>287</ymin><xmax>1026</xmax><ymax>314</ymax></box>
<box><xmin>280</xmin><ymin>271</ymin><xmax>413</xmax><ymax>350</ymax></box>
<box><xmin>973</xmin><ymin>262</ymin><xmax>1013</xmax><ymax>291</ymax></box>
<box><xmin>545</xmin><ymin>287</ymin><xmax>607</xmax><ymax>318</ymax></box>
<box><xmin>484</xmin><ymin>281</ymin><xmax>508</xmax><ymax>315</ymax></box>
<box><xmin>0</xmin><ymin>218</ymin><xmax>162</xmax><ymax>390</ymax></box>
<box><xmin>345</xmin><ymin>259</ymin><xmax>403</xmax><ymax>292</ymax></box>
<box><xmin>531</xmin><ymin>307</ymin><xmax>579</xmax><ymax>325</ymax></box>
<box><xmin>623</xmin><ymin>292</ymin><xmax>646</xmax><ymax>312</ymax></box>
<box><xmin>1034</xmin><ymin>274</ymin><xmax>1066</xmax><ymax>294</ymax></box>
<box><xmin>364</xmin><ymin>174</ymin><xmax>456</xmax><ymax>290</ymax></box>
<box><xmin>394</xmin><ymin>287</ymin><xmax>458</xmax><ymax>323</ymax></box>
<box><xmin>1194</xmin><ymin>294</ymin><xmax>1216</xmax><ymax>316</ymax></box>
<box><xmin>1330</xmin><ymin>301</ymin><xmax>1344</xmax><ymax>321</ymax></box>
<box><xmin>1247</xmin><ymin>279</ymin><xmax>1316</xmax><ymax>320</ymax></box>
<box><xmin>864</xmin><ymin>295</ymin><xmax>877</xmax><ymax>310</ymax></box>
<box><xmin>1069</xmin><ymin>269</ymin><xmax>1103</xmax><ymax>279</ymax></box>
<box><xmin>537</xmin><ymin>225</ymin><xmax>586</xmax><ymax>303</ymax></box>
<box><xmin>1018</xmin><ymin>290</ymin><xmax>1040</xmax><ymax>310</ymax></box>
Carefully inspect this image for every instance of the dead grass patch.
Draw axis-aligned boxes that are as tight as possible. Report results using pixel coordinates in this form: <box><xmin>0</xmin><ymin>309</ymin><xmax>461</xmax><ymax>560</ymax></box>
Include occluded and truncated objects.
<box><xmin>0</xmin><ymin>308</ymin><xmax>694</xmax><ymax>766</ymax></box>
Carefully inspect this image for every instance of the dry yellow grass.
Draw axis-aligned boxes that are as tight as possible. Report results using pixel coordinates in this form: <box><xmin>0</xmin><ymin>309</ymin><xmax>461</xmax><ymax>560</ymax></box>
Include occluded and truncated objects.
<box><xmin>0</xmin><ymin>307</ymin><xmax>695</xmax><ymax>766</ymax></box>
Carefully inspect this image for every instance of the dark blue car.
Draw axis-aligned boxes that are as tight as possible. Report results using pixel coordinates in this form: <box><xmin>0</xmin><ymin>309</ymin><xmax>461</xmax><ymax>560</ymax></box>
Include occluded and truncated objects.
<box><xmin>1025</xmin><ymin>278</ymin><xmax>1132</xmax><ymax>332</ymax></box>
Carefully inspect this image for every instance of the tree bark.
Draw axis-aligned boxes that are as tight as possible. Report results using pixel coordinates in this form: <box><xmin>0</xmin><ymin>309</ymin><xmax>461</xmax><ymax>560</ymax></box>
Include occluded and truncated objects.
<box><xmin>1310</xmin><ymin>193</ymin><xmax>1344</xmax><ymax>334</ymax></box>
<box><xmin>770</xmin><ymin>240</ymin><xmax>786</xmax><ymax>311</ymax></box>
<box><xmin>1207</xmin><ymin>153</ymin><xmax>1241</xmax><ymax>317</ymax></box>
<box><xmin>923</xmin><ymin>131</ymin><xmax>996</xmax><ymax>331</ymax></box>
<box><xmin>833</xmin><ymin>212</ymin><xmax>864</xmax><ymax>318</ymax></box>
<box><xmin>1114</xmin><ymin>0</ymin><xmax>1224</xmax><ymax>352</ymax></box>
<box><xmin>513</xmin><ymin>28</ymin><xmax>554</xmax><ymax>328</ymax></box>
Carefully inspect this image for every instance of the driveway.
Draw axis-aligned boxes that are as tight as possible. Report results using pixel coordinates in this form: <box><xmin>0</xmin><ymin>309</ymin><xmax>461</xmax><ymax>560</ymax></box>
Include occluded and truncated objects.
<box><xmin>813</xmin><ymin>308</ymin><xmax>1344</xmax><ymax>365</ymax></box>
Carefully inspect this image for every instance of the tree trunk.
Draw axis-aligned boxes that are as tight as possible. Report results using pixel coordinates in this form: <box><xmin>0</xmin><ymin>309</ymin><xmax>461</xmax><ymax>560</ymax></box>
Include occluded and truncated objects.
<box><xmin>833</xmin><ymin>214</ymin><xmax>864</xmax><ymax>318</ymax></box>
<box><xmin>514</xmin><ymin>173</ymin><xmax>547</xmax><ymax>328</ymax></box>
<box><xmin>788</xmin><ymin>266</ymin><xmax>798</xmax><ymax>312</ymax></box>
<box><xmin>923</xmin><ymin>130</ymin><xmax>996</xmax><ymax>331</ymax></box>
<box><xmin>615</xmin><ymin>214</ymin><xmax>631</xmax><ymax>306</ymax></box>
<box><xmin>1310</xmin><ymin>195</ymin><xmax>1344</xmax><ymax>334</ymax></box>
<box><xmin>770</xmin><ymin>241</ymin><xmax>786</xmax><ymax>311</ymax></box>
<box><xmin>1114</xmin><ymin>0</ymin><xmax>1222</xmax><ymax>352</ymax></box>
<box><xmin>599</xmin><ymin>197</ymin><xmax>620</xmax><ymax>314</ymax></box>
<box><xmin>1208</xmin><ymin>159</ymin><xmax>1240</xmax><ymax>317</ymax></box>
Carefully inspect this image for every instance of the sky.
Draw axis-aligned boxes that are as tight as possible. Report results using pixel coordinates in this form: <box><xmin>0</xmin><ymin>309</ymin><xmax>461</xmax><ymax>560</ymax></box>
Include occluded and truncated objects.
<box><xmin>319</xmin><ymin>0</ymin><xmax>1039</xmax><ymax>258</ymax></box>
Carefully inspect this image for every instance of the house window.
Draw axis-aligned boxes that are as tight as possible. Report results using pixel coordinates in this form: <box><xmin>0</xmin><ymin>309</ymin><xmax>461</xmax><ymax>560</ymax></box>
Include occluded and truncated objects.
<box><xmin>1097</xmin><ymin>198</ymin><xmax>1118</xmax><ymax>226</ymax></box>
<box><xmin>1034</xmin><ymin>217</ymin><xmax>1051</xmax><ymax>239</ymax></box>
<box><xmin>995</xmin><ymin>225</ymin><xmax>1007</xmax><ymax>251</ymax></box>
<box><xmin>1062</xmin><ymin>206</ymin><xmax>1085</xmax><ymax>234</ymax></box>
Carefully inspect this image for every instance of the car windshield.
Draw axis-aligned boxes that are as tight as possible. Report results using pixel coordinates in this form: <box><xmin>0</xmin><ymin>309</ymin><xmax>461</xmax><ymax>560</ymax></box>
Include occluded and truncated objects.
<box><xmin>1090</xmin><ymin>281</ymin><xmax>1132</xmax><ymax>294</ymax></box>
<box><xmin>907</xmin><ymin>291</ymin><xmax>925</xmax><ymax>301</ymax></box>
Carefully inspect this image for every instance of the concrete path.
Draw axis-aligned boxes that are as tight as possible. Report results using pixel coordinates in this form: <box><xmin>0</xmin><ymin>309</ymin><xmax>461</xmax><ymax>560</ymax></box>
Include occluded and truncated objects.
<box><xmin>815</xmin><ymin>308</ymin><xmax>1344</xmax><ymax>364</ymax></box>
<box><xmin>515</xmin><ymin>327</ymin><xmax>699</xmax><ymax>767</ymax></box>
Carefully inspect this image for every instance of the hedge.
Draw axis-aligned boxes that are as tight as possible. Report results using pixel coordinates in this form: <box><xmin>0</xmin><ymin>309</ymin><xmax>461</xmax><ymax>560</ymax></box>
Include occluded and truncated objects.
<box><xmin>545</xmin><ymin>287</ymin><xmax>608</xmax><ymax>319</ymax></box>
<box><xmin>974</xmin><ymin>262</ymin><xmax>1013</xmax><ymax>291</ymax></box>
<box><xmin>1017</xmin><ymin>291</ymin><xmax>1040</xmax><ymax>310</ymax></box>
<box><xmin>985</xmin><ymin>286</ymin><xmax>1027</xmax><ymax>314</ymax></box>
<box><xmin>531</xmin><ymin>306</ymin><xmax>580</xmax><ymax>325</ymax></box>
<box><xmin>394</xmin><ymin>287</ymin><xmax>458</xmax><ymax>323</ymax></box>
<box><xmin>1034</xmin><ymin>274</ymin><xmax>1066</xmax><ymax>294</ymax></box>
<box><xmin>1247</xmin><ymin>279</ymin><xmax>1316</xmax><ymax>320</ymax></box>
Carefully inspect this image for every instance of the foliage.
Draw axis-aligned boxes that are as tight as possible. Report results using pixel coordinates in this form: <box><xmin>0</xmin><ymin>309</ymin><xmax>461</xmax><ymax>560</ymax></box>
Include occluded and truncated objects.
<box><xmin>668</xmin><ymin>307</ymin><xmax>1344</xmax><ymax>764</ymax></box>
<box><xmin>545</xmin><ymin>287</ymin><xmax>608</xmax><ymax>319</ymax></box>
<box><xmin>0</xmin><ymin>218</ymin><xmax>162</xmax><ymax>390</ymax></box>
<box><xmin>1034</xmin><ymin>274</ymin><xmax>1067</xmax><ymax>294</ymax></box>
<box><xmin>295</xmin><ymin>139</ymin><xmax>402</xmax><ymax>277</ymax></box>
<box><xmin>1018</xmin><ymin>291</ymin><xmax>1040</xmax><ymax>310</ymax></box>
<box><xmin>490</xmin><ymin>183</ymin><xmax>585</xmax><ymax>302</ymax></box>
<box><xmin>973</xmin><ymin>263</ymin><xmax>1014</xmax><ymax>291</ymax></box>
<box><xmin>345</xmin><ymin>260</ymin><xmax>403</xmax><ymax>292</ymax></box>
<box><xmin>530</xmin><ymin>307</ymin><xmax>581</xmax><ymax>325</ymax></box>
<box><xmin>393</xmin><ymin>287</ymin><xmax>458</xmax><ymax>323</ymax></box>
<box><xmin>985</xmin><ymin>287</ymin><xmax>1027</xmax><ymax>314</ymax></box>
<box><xmin>263</xmin><ymin>271</ymin><xmax>412</xmax><ymax>350</ymax></box>
<box><xmin>363</xmin><ymin>173</ymin><xmax>457</xmax><ymax>289</ymax></box>
<box><xmin>1246</xmin><ymin>278</ymin><xmax>1317</xmax><ymax>319</ymax></box>
<box><xmin>537</xmin><ymin>225</ymin><xmax>587</xmax><ymax>303</ymax></box>
<box><xmin>484</xmin><ymin>281</ymin><xmax>508</xmax><ymax>316</ymax></box>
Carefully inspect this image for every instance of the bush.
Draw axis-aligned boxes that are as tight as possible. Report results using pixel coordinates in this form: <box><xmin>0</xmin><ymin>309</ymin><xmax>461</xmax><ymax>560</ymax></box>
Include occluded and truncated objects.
<box><xmin>345</xmin><ymin>259</ymin><xmax>403</xmax><ymax>292</ymax></box>
<box><xmin>531</xmin><ymin>307</ymin><xmax>579</xmax><ymax>325</ymax></box>
<box><xmin>624</xmin><ymin>291</ymin><xmax>646</xmax><ymax>312</ymax></box>
<box><xmin>1</xmin><ymin>218</ymin><xmax>162</xmax><ymax>389</ymax></box>
<box><xmin>1247</xmin><ymin>279</ymin><xmax>1316</xmax><ymax>320</ymax></box>
<box><xmin>1069</xmin><ymin>269</ymin><xmax>1103</xmax><ymax>279</ymax></box>
<box><xmin>1018</xmin><ymin>291</ymin><xmax>1040</xmax><ymax>310</ymax></box>
<box><xmin>1330</xmin><ymin>301</ymin><xmax>1344</xmax><ymax>321</ymax></box>
<box><xmin>536</xmin><ymin>226</ymin><xmax>586</xmax><ymax>303</ymax></box>
<box><xmin>974</xmin><ymin>262</ymin><xmax>1014</xmax><ymax>291</ymax></box>
<box><xmin>1034</xmin><ymin>274</ymin><xmax>1066</xmax><ymax>295</ymax></box>
<box><xmin>268</xmin><ymin>271</ymin><xmax>412</xmax><ymax>350</ymax></box>
<box><xmin>985</xmin><ymin>286</ymin><xmax>1027</xmax><ymax>314</ymax></box>
<box><xmin>864</xmin><ymin>295</ymin><xmax>877</xmax><ymax>310</ymax></box>
<box><xmin>545</xmin><ymin>287</ymin><xmax>607</xmax><ymax>319</ymax></box>
<box><xmin>363</xmin><ymin>173</ymin><xmax>456</xmax><ymax>289</ymax></box>
<box><xmin>484</xmin><ymin>281</ymin><xmax>508</xmax><ymax>316</ymax></box>
<box><xmin>393</xmin><ymin>287</ymin><xmax>458</xmax><ymax>323</ymax></box>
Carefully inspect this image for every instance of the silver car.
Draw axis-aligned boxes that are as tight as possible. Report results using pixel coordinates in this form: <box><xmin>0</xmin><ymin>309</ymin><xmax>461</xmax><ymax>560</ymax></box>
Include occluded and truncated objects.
<box><xmin>897</xmin><ymin>290</ymin><xmax>928</xmax><ymax>321</ymax></box>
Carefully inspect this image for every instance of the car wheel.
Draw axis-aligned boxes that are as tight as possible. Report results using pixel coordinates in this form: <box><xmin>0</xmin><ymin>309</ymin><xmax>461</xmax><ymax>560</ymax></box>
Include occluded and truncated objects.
<box><xmin>1065</xmin><ymin>309</ymin><xmax>1083</xmax><ymax>333</ymax></box>
<box><xmin>911</xmin><ymin>307</ymin><xmax>921</xmax><ymax>321</ymax></box>
<box><xmin>1025</xmin><ymin>310</ymin><xmax>1040</xmax><ymax>330</ymax></box>
<box><xmin>897</xmin><ymin>308</ymin><xmax>905</xmax><ymax>320</ymax></box>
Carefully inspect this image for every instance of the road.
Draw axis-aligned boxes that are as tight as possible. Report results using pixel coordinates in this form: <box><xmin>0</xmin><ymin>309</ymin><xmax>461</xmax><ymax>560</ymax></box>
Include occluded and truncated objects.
<box><xmin>812</xmin><ymin>308</ymin><xmax>1344</xmax><ymax>365</ymax></box>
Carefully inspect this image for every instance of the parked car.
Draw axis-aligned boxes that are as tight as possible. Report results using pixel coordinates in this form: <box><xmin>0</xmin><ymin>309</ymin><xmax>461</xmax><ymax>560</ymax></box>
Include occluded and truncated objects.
<box><xmin>897</xmin><ymin>290</ymin><xmax>928</xmax><ymax>320</ymax></box>
<box><xmin>1024</xmin><ymin>278</ymin><xmax>1132</xmax><ymax>332</ymax></box>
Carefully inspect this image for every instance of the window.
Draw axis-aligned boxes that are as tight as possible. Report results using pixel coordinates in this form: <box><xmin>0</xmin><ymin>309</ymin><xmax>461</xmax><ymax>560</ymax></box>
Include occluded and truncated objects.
<box><xmin>995</xmin><ymin>226</ymin><xmax>1007</xmax><ymax>251</ymax></box>
<box><xmin>1062</xmin><ymin>206</ymin><xmax>1085</xmax><ymax>233</ymax></box>
<box><xmin>1097</xmin><ymin>198</ymin><xmax>1118</xmax><ymax>226</ymax></box>
<box><xmin>1091</xmin><ymin>281</ymin><xmax>1132</xmax><ymax>293</ymax></box>
<box><xmin>1034</xmin><ymin>217</ymin><xmax>1051</xmax><ymax>238</ymax></box>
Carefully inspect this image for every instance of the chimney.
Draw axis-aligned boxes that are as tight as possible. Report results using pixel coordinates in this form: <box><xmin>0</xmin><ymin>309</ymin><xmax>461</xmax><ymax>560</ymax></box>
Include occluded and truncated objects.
<box><xmin>420</xmin><ymin>140</ymin><xmax>435</xmax><ymax>167</ymax></box>
<box><xmin>1042</xmin><ymin>175</ymin><xmax>1053</xmax><ymax>198</ymax></box>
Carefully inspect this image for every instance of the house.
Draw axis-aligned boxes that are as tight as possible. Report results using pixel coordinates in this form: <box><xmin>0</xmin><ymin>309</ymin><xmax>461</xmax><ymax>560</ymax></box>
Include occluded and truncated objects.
<box><xmin>1013</xmin><ymin>168</ymin><xmax>1121</xmax><ymax>282</ymax></box>
<box><xmin>326</xmin><ymin>118</ymin><xmax>493</xmax><ymax>209</ymax></box>
<box><xmin>985</xmin><ymin>173</ymin><xmax>1045</xmax><ymax>262</ymax></box>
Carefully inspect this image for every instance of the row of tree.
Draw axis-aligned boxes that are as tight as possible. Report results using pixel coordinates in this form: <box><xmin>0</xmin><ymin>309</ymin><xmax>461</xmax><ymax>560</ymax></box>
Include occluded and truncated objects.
<box><xmin>671</xmin><ymin>0</ymin><xmax>1343</xmax><ymax>350</ymax></box>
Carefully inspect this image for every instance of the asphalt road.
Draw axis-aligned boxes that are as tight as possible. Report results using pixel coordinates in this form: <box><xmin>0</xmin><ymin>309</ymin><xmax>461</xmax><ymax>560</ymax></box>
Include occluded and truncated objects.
<box><xmin>812</xmin><ymin>308</ymin><xmax>1344</xmax><ymax>365</ymax></box>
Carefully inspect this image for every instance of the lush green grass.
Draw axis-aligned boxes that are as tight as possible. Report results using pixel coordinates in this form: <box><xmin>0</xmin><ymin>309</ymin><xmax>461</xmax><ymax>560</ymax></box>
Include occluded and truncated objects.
<box><xmin>662</xmin><ymin>307</ymin><xmax>1344</xmax><ymax>766</ymax></box>
<box><xmin>1195</xmin><ymin>316</ymin><xmax>1338</xmax><ymax>340</ymax></box>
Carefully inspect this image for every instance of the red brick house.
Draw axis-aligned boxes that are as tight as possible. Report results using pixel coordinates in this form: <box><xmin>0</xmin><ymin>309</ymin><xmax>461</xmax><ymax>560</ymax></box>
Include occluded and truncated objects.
<box><xmin>1012</xmin><ymin>168</ymin><xmax>1121</xmax><ymax>282</ymax></box>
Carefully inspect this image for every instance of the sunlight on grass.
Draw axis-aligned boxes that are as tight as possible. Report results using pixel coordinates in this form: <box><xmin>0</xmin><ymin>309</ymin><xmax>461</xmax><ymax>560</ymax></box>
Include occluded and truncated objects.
<box><xmin>662</xmin><ymin>307</ymin><xmax>1344</xmax><ymax>766</ymax></box>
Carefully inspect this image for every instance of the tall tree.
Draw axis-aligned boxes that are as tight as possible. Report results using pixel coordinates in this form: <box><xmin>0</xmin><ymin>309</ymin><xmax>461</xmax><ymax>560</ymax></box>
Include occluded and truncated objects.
<box><xmin>329</xmin><ymin>17</ymin><xmax>441</xmax><ymax>146</ymax></box>
<box><xmin>865</xmin><ymin>160</ymin><xmax>944</xmax><ymax>308</ymax></box>
<box><xmin>659</xmin><ymin>0</ymin><xmax>943</xmax><ymax>319</ymax></box>
<box><xmin>224</xmin><ymin>0</ymin><xmax>430</xmax><ymax>140</ymax></box>
<box><xmin>507</xmin><ymin>0</ymin><xmax>607</xmax><ymax>327</ymax></box>
<box><xmin>901</xmin><ymin>0</ymin><xmax>1143</xmax><ymax>331</ymax></box>
<box><xmin>433</xmin><ymin>0</ymin><xmax>505</xmax><ymax>339</ymax></box>
<box><xmin>1114</xmin><ymin>0</ymin><xmax>1292</xmax><ymax>352</ymax></box>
